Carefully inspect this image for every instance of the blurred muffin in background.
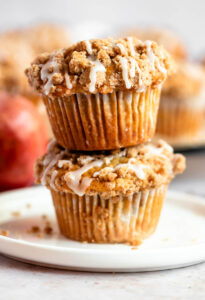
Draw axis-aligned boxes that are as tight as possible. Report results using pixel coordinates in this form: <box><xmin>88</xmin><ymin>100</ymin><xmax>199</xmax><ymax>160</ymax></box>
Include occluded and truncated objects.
<box><xmin>0</xmin><ymin>23</ymin><xmax>71</xmax><ymax>98</ymax></box>
<box><xmin>0</xmin><ymin>34</ymin><xmax>35</xmax><ymax>99</ymax></box>
<box><xmin>155</xmin><ymin>61</ymin><xmax>205</xmax><ymax>148</ymax></box>
<box><xmin>0</xmin><ymin>23</ymin><xmax>71</xmax><ymax>137</ymax></box>
<box><xmin>120</xmin><ymin>27</ymin><xmax>187</xmax><ymax>60</ymax></box>
<box><xmin>14</xmin><ymin>23</ymin><xmax>71</xmax><ymax>55</ymax></box>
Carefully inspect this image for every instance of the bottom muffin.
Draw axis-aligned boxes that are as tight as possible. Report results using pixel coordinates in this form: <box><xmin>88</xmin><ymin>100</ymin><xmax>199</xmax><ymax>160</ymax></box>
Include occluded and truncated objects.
<box><xmin>35</xmin><ymin>140</ymin><xmax>185</xmax><ymax>245</ymax></box>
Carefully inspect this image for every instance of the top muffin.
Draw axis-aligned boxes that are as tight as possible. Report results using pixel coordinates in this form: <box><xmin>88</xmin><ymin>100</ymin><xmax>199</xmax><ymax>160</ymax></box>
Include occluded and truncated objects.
<box><xmin>26</xmin><ymin>37</ymin><xmax>174</xmax><ymax>97</ymax></box>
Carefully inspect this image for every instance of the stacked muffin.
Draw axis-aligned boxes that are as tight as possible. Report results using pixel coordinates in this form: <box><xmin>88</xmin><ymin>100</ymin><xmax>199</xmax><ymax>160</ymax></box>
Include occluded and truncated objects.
<box><xmin>26</xmin><ymin>37</ymin><xmax>185</xmax><ymax>245</ymax></box>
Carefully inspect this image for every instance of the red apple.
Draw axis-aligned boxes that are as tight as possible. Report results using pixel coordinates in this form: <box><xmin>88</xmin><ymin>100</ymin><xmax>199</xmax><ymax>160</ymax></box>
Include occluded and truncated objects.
<box><xmin>0</xmin><ymin>92</ymin><xmax>49</xmax><ymax>191</ymax></box>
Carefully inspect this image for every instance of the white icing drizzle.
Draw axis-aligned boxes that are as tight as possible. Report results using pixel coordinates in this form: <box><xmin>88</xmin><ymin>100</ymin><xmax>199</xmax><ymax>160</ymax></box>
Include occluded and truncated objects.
<box><xmin>58</xmin><ymin>160</ymin><xmax>70</xmax><ymax>168</ymax></box>
<box><xmin>103</xmin><ymin>155</ymin><xmax>114</xmax><ymax>165</ymax></box>
<box><xmin>145</xmin><ymin>142</ymin><xmax>172</xmax><ymax>159</ymax></box>
<box><xmin>41</xmin><ymin>59</ymin><xmax>59</xmax><ymax>95</ymax></box>
<box><xmin>65</xmin><ymin>72</ymin><xmax>73</xmax><ymax>89</ymax></box>
<box><xmin>85</xmin><ymin>40</ymin><xmax>93</xmax><ymax>55</ymax></box>
<box><xmin>88</xmin><ymin>56</ymin><xmax>106</xmax><ymax>93</ymax></box>
<box><xmin>116</xmin><ymin>43</ymin><xmax>125</xmax><ymax>54</ymax></box>
<box><xmin>120</xmin><ymin>57</ymin><xmax>131</xmax><ymax>89</ymax></box>
<box><xmin>130</xmin><ymin>58</ymin><xmax>144</xmax><ymax>92</ymax></box>
<box><xmin>93</xmin><ymin>171</ymin><xmax>100</xmax><ymax>177</ymax></box>
<box><xmin>145</xmin><ymin>40</ymin><xmax>155</xmax><ymax>70</ymax></box>
<box><xmin>41</xmin><ymin>152</ymin><xmax>66</xmax><ymax>186</ymax></box>
<box><xmin>130</xmin><ymin>58</ymin><xmax>136</xmax><ymax>78</ymax></box>
<box><xmin>155</xmin><ymin>58</ymin><xmax>167</xmax><ymax>74</ymax></box>
<box><xmin>50</xmin><ymin>170</ymin><xmax>58</xmax><ymax>190</ymax></box>
<box><xmin>64</xmin><ymin>154</ymin><xmax>115</xmax><ymax>196</ymax></box>
<box><xmin>114</xmin><ymin>159</ymin><xmax>146</xmax><ymax>180</ymax></box>
<box><xmin>146</xmin><ymin>145</ymin><xmax>165</xmax><ymax>156</ymax></box>
<box><xmin>65</xmin><ymin>160</ymin><xmax>104</xmax><ymax>196</ymax></box>
<box><xmin>46</xmin><ymin>139</ymin><xmax>57</xmax><ymax>154</ymax></box>
<box><xmin>128</xmin><ymin>37</ymin><xmax>135</xmax><ymax>56</ymax></box>
<box><xmin>145</xmin><ymin>40</ymin><xmax>167</xmax><ymax>74</ymax></box>
<box><xmin>158</xmin><ymin>140</ymin><xmax>173</xmax><ymax>152</ymax></box>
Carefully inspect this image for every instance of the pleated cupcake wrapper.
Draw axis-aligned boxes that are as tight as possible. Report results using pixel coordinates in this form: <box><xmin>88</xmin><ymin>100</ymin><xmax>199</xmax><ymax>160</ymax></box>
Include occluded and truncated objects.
<box><xmin>156</xmin><ymin>97</ymin><xmax>204</xmax><ymax>139</ymax></box>
<box><xmin>51</xmin><ymin>185</ymin><xmax>167</xmax><ymax>245</ymax></box>
<box><xmin>43</xmin><ymin>87</ymin><xmax>160</xmax><ymax>151</ymax></box>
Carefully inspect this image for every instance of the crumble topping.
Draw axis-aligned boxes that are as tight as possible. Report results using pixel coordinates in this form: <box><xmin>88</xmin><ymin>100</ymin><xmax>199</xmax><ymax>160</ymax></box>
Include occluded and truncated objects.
<box><xmin>162</xmin><ymin>61</ymin><xmax>205</xmax><ymax>100</ymax></box>
<box><xmin>26</xmin><ymin>37</ymin><xmax>174</xmax><ymax>97</ymax></box>
<box><xmin>35</xmin><ymin>139</ymin><xmax>185</xmax><ymax>198</ymax></box>
<box><xmin>27</xmin><ymin>215</ymin><xmax>54</xmax><ymax>237</ymax></box>
<box><xmin>120</xmin><ymin>27</ymin><xmax>187</xmax><ymax>59</ymax></box>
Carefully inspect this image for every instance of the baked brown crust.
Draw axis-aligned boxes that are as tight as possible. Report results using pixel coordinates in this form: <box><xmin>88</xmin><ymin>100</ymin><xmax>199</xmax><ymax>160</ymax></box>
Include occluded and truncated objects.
<box><xmin>35</xmin><ymin>140</ymin><xmax>185</xmax><ymax>198</ymax></box>
<box><xmin>162</xmin><ymin>61</ymin><xmax>205</xmax><ymax>100</ymax></box>
<box><xmin>120</xmin><ymin>28</ymin><xmax>187</xmax><ymax>59</ymax></box>
<box><xmin>26</xmin><ymin>37</ymin><xmax>174</xmax><ymax>97</ymax></box>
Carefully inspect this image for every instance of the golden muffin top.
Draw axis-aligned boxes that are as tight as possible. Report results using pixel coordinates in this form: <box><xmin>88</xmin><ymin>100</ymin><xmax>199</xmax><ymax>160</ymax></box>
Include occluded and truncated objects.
<box><xmin>35</xmin><ymin>139</ymin><xmax>185</xmax><ymax>198</ymax></box>
<box><xmin>26</xmin><ymin>37</ymin><xmax>174</xmax><ymax>98</ymax></box>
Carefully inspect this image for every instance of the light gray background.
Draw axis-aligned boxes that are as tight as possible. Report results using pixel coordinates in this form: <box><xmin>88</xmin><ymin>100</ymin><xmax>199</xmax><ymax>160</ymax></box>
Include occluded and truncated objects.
<box><xmin>1</xmin><ymin>0</ymin><xmax>205</xmax><ymax>57</ymax></box>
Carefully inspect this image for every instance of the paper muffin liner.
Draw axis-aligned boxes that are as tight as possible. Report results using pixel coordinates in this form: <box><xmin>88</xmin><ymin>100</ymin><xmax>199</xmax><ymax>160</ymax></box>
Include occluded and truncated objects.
<box><xmin>43</xmin><ymin>86</ymin><xmax>161</xmax><ymax>151</ymax></box>
<box><xmin>51</xmin><ymin>185</ymin><xmax>167</xmax><ymax>245</ymax></box>
<box><xmin>156</xmin><ymin>97</ymin><xmax>204</xmax><ymax>139</ymax></box>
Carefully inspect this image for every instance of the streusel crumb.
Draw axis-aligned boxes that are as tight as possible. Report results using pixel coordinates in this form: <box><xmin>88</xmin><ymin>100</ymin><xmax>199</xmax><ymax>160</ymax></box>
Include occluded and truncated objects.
<box><xmin>120</xmin><ymin>28</ymin><xmax>187</xmax><ymax>59</ymax></box>
<box><xmin>26</xmin><ymin>37</ymin><xmax>174</xmax><ymax>97</ymax></box>
<box><xmin>35</xmin><ymin>139</ymin><xmax>185</xmax><ymax>198</ymax></box>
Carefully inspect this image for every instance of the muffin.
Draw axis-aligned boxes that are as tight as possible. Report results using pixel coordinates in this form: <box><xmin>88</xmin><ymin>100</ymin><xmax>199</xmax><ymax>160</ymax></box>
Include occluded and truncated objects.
<box><xmin>0</xmin><ymin>24</ymin><xmax>70</xmax><ymax>137</ymax></box>
<box><xmin>35</xmin><ymin>139</ymin><xmax>185</xmax><ymax>245</ymax></box>
<box><xmin>17</xmin><ymin>23</ymin><xmax>71</xmax><ymax>55</ymax></box>
<box><xmin>156</xmin><ymin>61</ymin><xmax>205</xmax><ymax>147</ymax></box>
<box><xmin>0</xmin><ymin>23</ymin><xmax>70</xmax><ymax>101</ymax></box>
<box><xmin>120</xmin><ymin>27</ymin><xmax>187</xmax><ymax>60</ymax></box>
<box><xmin>0</xmin><ymin>34</ymin><xmax>35</xmax><ymax>98</ymax></box>
<box><xmin>26</xmin><ymin>37</ymin><xmax>174</xmax><ymax>151</ymax></box>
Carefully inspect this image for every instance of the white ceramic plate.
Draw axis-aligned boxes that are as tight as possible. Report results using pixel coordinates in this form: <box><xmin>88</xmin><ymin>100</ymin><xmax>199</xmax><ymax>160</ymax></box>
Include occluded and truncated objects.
<box><xmin>0</xmin><ymin>186</ymin><xmax>205</xmax><ymax>272</ymax></box>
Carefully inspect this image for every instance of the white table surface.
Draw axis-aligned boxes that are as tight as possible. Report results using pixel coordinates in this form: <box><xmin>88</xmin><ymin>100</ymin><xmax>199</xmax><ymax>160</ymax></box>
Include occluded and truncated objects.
<box><xmin>0</xmin><ymin>150</ymin><xmax>205</xmax><ymax>300</ymax></box>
